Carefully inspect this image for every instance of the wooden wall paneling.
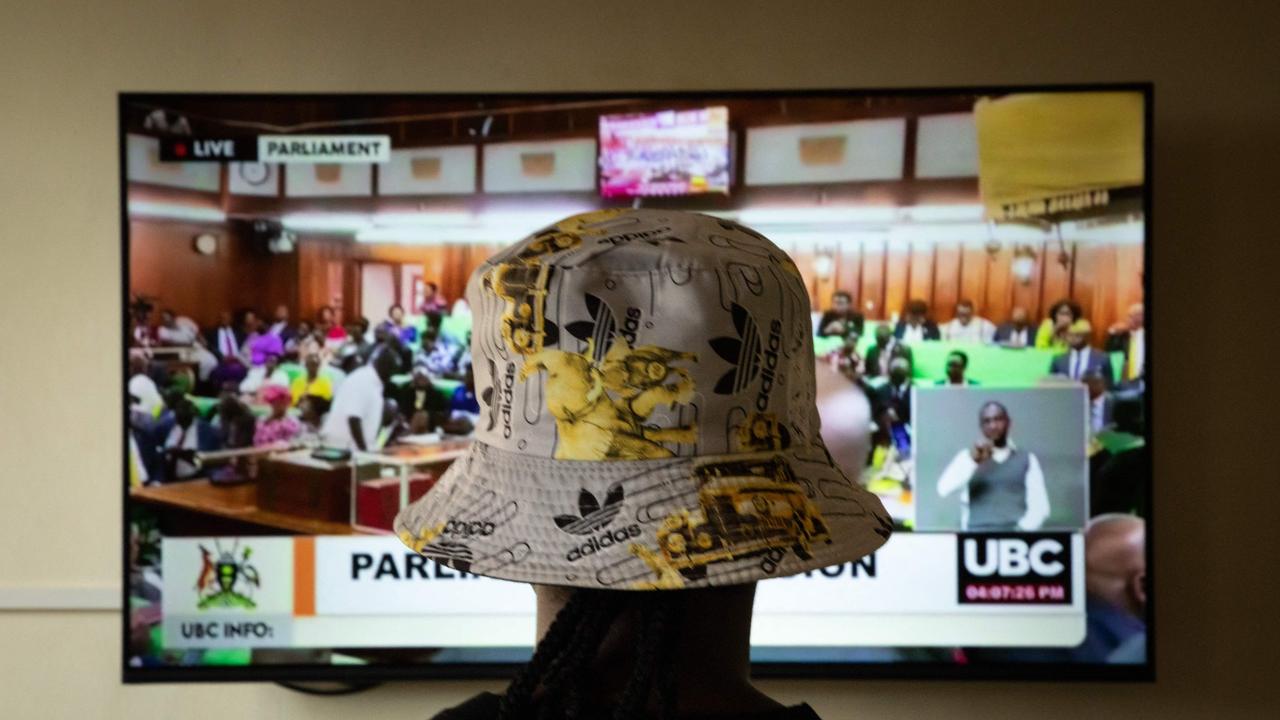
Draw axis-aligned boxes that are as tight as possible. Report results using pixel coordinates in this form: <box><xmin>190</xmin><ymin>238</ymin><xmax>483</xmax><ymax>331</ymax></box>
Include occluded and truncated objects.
<box><xmin>959</xmin><ymin>244</ymin><xmax>989</xmax><ymax>324</ymax></box>
<box><xmin>907</xmin><ymin>241</ymin><xmax>935</xmax><ymax>310</ymax></box>
<box><xmin>883</xmin><ymin>238</ymin><xmax>910</xmax><ymax>320</ymax></box>
<box><xmin>860</xmin><ymin>236</ymin><xmax>887</xmax><ymax>319</ymax></box>
<box><xmin>983</xmin><ymin>244</ymin><xmax>1014</xmax><ymax>323</ymax></box>
<box><xmin>932</xmin><ymin>242</ymin><xmax>962</xmax><ymax>321</ymax></box>
<box><xmin>1040</xmin><ymin>239</ymin><xmax>1073</xmax><ymax>323</ymax></box>
<box><xmin>1008</xmin><ymin>243</ymin><xmax>1044</xmax><ymax>325</ymax></box>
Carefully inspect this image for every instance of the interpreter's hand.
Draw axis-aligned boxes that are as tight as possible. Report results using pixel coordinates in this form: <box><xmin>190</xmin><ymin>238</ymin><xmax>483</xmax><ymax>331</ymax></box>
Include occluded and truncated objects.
<box><xmin>970</xmin><ymin>440</ymin><xmax>993</xmax><ymax>463</ymax></box>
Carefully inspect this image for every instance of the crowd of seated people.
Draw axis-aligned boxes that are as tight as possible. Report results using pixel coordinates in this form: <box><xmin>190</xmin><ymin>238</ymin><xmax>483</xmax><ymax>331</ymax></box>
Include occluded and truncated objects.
<box><xmin>127</xmin><ymin>292</ymin><xmax>479</xmax><ymax>485</ymax></box>
<box><xmin>817</xmin><ymin>289</ymin><xmax>1148</xmax><ymax>479</ymax></box>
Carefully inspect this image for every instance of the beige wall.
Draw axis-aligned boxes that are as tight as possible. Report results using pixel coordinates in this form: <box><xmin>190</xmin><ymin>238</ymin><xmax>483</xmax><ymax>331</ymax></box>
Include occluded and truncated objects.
<box><xmin>1</xmin><ymin>0</ymin><xmax>1277</xmax><ymax>717</ymax></box>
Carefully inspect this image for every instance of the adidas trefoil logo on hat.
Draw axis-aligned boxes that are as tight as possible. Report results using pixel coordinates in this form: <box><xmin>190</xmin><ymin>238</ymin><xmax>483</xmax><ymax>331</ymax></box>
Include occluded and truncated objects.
<box><xmin>554</xmin><ymin>484</ymin><xmax>625</xmax><ymax>535</ymax></box>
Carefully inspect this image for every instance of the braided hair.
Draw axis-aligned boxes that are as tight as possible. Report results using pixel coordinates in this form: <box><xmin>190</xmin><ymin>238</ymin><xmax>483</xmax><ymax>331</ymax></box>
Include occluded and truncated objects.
<box><xmin>498</xmin><ymin>589</ymin><xmax>687</xmax><ymax>720</ymax></box>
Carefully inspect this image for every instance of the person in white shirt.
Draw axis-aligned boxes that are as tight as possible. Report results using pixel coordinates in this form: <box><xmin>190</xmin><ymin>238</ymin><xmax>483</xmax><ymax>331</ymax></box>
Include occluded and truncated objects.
<box><xmin>155</xmin><ymin>309</ymin><xmax>199</xmax><ymax>346</ymax></box>
<box><xmin>937</xmin><ymin>401</ymin><xmax>1050</xmax><ymax>531</ymax></box>
<box><xmin>128</xmin><ymin>352</ymin><xmax>163</xmax><ymax>417</ymax></box>
<box><xmin>320</xmin><ymin>344</ymin><xmax>402</xmax><ymax>450</ymax></box>
<box><xmin>941</xmin><ymin>299</ymin><xmax>996</xmax><ymax>344</ymax></box>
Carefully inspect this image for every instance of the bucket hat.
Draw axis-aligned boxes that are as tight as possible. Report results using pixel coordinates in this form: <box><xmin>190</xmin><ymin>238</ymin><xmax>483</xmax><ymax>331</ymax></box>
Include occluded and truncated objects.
<box><xmin>396</xmin><ymin>209</ymin><xmax>891</xmax><ymax>589</ymax></box>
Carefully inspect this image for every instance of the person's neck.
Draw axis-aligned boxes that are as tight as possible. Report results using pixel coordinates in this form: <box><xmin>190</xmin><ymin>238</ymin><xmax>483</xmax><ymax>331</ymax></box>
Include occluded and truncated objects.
<box><xmin>533</xmin><ymin>587</ymin><xmax>782</xmax><ymax>716</ymax></box>
<box><xmin>994</xmin><ymin>438</ymin><xmax>1009</xmax><ymax>449</ymax></box>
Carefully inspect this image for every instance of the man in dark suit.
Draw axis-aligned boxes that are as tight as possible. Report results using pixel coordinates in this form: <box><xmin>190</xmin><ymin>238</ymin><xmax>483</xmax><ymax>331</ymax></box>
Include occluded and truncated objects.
<box><xmin>204</xmin><ymin>309</ymin><xmax>246</xmax><ymax>362</ymax></box>
<box><xmin>893</xmin><ymin>299</ymin><xmax>940</xmax><ymax>342</ymax></box>
<box><xmin>864</xmin><ymin>324</ymin><xmax>913</xmax><ymax>378</ymax></box>
<box><xmin>817</xmin><ymin>290</ymin><xmax>865</xmax><ymax>339</ymax></box>
<box><xmin>993</xmin><ymin>306</ymin><xmax>1033</xmax><ymax>348</ymax></box>
<box><xmin>874</xmin><ymin>357</ymin><xmax>915</xmax><ymax>424</ymax></box>
<box><xmin>266</xmin><ymin>303</ymin><xmax>296</xmax><ymax>346</ymax></box>
<box><xmin>1050</xmin><ymin>320</ymin><xmax>1113</xmax><ymax>387</ymax></box>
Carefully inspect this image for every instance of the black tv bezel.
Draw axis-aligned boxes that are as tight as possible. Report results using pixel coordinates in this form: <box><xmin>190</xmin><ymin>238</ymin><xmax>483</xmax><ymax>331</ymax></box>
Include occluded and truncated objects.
<box><xmin>119</xmin><ymin>83</ymin><xmax>1155</xmax><ymax>685</ymax></box>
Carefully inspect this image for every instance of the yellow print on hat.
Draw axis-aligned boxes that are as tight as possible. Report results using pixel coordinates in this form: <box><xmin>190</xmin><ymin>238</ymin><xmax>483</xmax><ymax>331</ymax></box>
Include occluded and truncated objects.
<box><xmin>630</xmin><ymin>457</ymin><xmax>831</xmax><ymax>588</ymax></box>
<box><xmin>520</xmin><ymin>337</ymin><xmax>697</xmax><ymax>460</ymax></box>
<box><xmin>488</xmin><ymin>209</ymin><xmax>631</xmax><ymax>355</ymax></box>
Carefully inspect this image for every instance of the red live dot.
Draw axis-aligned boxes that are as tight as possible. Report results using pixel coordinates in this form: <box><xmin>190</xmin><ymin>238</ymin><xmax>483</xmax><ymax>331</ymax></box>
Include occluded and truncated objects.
<box><xmin>174</xmin><ymin>143</ymin><xmax>187</xmax><ymax>157</ymax></box>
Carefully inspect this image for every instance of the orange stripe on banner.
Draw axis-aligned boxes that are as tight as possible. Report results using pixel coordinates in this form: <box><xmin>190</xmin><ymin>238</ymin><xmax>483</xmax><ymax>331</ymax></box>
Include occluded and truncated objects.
<box><xmin>293</xmin><ymin>536</ymin><xmax>316</xmax><ymax>617</ymax></box>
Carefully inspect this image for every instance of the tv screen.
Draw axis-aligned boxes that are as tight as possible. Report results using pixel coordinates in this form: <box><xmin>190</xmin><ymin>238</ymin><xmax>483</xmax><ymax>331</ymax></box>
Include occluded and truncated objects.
<box><xmin>122</xmin><ymin>86</ymin><xmax>1151</xmax><ymax>682</ymax></box>
<box><xmin>599</xmin><ymin>105</ymin><xmax>730</xmax><ymax>198</ymax></box>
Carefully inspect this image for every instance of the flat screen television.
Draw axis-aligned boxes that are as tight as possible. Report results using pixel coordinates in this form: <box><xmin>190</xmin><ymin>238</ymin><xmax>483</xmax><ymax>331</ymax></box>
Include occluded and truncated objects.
<box><xmin>599</xmin><ymin>105</ymin><xmax>731</xmax><ymax>197</ymax></box>
<box><xmin>121</xmin><ymin>85</ymin><xmax>1153</xmax><ymax>683</ymax></box>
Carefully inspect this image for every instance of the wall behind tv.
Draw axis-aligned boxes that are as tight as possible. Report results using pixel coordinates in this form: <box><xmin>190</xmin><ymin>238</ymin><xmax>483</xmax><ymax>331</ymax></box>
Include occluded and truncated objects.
<box><xmin>1</xmin><ymin>1</ymin><xmax>1276</xmax><ymax>718</ymax></box>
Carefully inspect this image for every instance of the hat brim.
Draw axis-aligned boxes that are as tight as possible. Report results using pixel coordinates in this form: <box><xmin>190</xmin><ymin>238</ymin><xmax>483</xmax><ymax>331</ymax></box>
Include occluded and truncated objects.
<box><xmin>394</xmin><ymin>440</ymin><xmax>892</xmax><ymax>590</ymax></box>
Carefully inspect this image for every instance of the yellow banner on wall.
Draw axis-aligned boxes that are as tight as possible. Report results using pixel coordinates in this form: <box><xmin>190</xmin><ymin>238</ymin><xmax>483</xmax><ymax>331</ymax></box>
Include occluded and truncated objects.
<box><xmin>975</xmin><ymin>92</ymin><xmax>1144</xmax><ymax>221</ymax></box>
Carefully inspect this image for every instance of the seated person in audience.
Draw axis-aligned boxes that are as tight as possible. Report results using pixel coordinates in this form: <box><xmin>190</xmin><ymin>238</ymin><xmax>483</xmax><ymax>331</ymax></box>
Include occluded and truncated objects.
<box><xmin>1036</xmin><ymin>299</ymin><xmax>1083</xmax><ymax>351</ymax></box>
<box><xmin>418</xmin><ymin>281</ymin><xmax>448</xmax><ymax>314</ymax></box>
<box><xmin>321</xmin><ymin>343</ymin><xmax>402</xmax><ymax>451</ymax></box>
<box><xmin>894</xmin><ymin>299</ymin><xmax>941</xmax><ymax>343</ymax></box>
<box><xmin>316</xmin><ymin>305</ymin><xmax>348</xmax><ymax>352</ymax></box>
<box><xmin>236</xmin><ymin>309</ymin><xmax>262</xmax><ymax>358</ymax></box>
<box><xmin>285</xmin><ymin>320</ymin><xmax>318</xmax><ymax>358</ymax></box>
<box><xmin>161</xmin><ymin>395</ymin><xmax>217</xmax><ymax>481</ymax></box>
<box><xmin>155</xmin><ymin>309</ymin><xmax>199</xmax><ymax>346</ymax></box>
<box><xmin>290</xmin><ymin>352</ymin><xmax>334</xmax><ymax>406</ymax></box>
<box><xmin>874</xmin><ymin>357</ymin><xmax>916</xmax><ymax>424</ymax></box>
<box><xmin>347</xmin><ymin>319</ymin><xmax>375</xmax><ymax>362</ymax></box>
<box><xmin>1107</xmin><ymin>302</ymin><xmax>1145</xmax><ymax>386</ymax></box>
<box><xmin>128</xmin><ymin>352</ymin><xmax>163</xmax><ymax>418</ymax></box>
<box><xmin>446</xmin><ymin>363</ymin><xmax>481</xmax><ymax>434</ymax></box>
<box><xmin>239</xmin><ymin>342</ymin><xmax>286</xmax><ymax>397</ymax></box>
<box><xmin>937</xmin><ymin>350</ymin><xmax>978</xmax><ymax>386</ymax></box>
<box><xmin>423</xmin><ymin>328</ymin><xmax>471</xmax><ymax>381</ymax></box>
<box><xmin>994</xmin><ymin>306</ymin><xmax>1034</xmax><ymax>348</ymax></box>
<box><xmin>209</xmin><ymin>388</ymin><xmax>257</xmax><ymax>483</ymax></box>
<box><xmin>379</xmin><ymin>303</ymin><xmax>419</xmax><ymax>346</ymax></box>
<box><xmin>130</xmin><ymin>298</ymin><xmax>157</xmax><ymax>348</ymax></box>
<box><xmin>266</xmin><ymin>303</ymin><xmax>294</xmax><ymax>344</ymax></box>
<box><xmin>818</xmin><ymin>290</ymin><xmax>865</xmax><ymax>339</ymax></box>
<box><xmin>866</xmin><ymin>404</ymin><xmax>912</xmax><ymax>494</ymax></box>
<box><xmin>395</xmin><ymin>364</ymin><xmax>451</xmax><ymax>433</ymax></box>
<box><xmin>213</xmin><ymin>388</ymin><xmax>257</xmax><ymax>450</ymax></box>
<box><xmin>1085</xmin><ymin>369</ymin><xmax>1115</xmax><ymax>434</ymax></box>
<box><xmin>863</xmin><ymin>324</ymin><xmax>913</xmax><ymax>379</ymax></box>
<box><xmin>254</xmin><ymin>384</ymin><xmax>302</xmax><ymax>447</ymax></box>
<box><xmin>1050</xmin><ymin>319</ymin><xmax>1113</xmax><ymax>386</ymax></box>
<box><xmin>297</xmin><ymin>394</ymin><xmax>330</xmax><ymax>437</ymax></box>
<box><xmin>941</xmin><ymin>299</ymin><xmax>995</xmax><ymax>344</ymax></box>
<box><xmin>204</xmin><ymin>309</ymin><xmax>245</xmax><ymax>362</ymax></box>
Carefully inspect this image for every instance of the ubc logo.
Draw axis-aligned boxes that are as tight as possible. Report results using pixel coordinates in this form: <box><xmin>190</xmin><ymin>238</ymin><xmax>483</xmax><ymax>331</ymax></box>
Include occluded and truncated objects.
<box><xmin>956</xmin><ymin>533</ymin><xmax>1073</xmax><ymax>605</ymax></box>
<box><xmin>962</xmin><ymin>537</ymin><xmax>1065</xmax><ymax>577</ymax></box>
<box><xmin>554</xmin><ymin>484</ymin><xmax>625</xmax><ymax>535</ymax></box>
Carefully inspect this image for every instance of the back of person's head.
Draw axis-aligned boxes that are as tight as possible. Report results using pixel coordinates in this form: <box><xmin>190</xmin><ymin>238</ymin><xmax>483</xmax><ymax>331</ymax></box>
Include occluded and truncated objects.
<box><xmin>395</xmin><ymin>210</ymin><xmax>890</xmax><ymax>719</ymax></box>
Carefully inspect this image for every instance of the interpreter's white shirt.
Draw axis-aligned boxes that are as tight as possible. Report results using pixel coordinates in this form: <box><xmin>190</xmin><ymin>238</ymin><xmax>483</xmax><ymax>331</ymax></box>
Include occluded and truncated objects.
<box><xmin>128</xmin><ymin>374</ymin><xmax>163</xmax><ymax>416</ymax></box>
<box><xmin>942</xmin><ymin>317</ymin><xmax>995</xmax><ymax>344</ymax></box>
<box><xmin>936</xmin><ymin>441</ymin><xmax>1050</xmax><ymax>531</ymax></box>
<box><xmin>320</xmin><ymin>365</ymin><xmax>385</xmax><ymax>450</ymax></box>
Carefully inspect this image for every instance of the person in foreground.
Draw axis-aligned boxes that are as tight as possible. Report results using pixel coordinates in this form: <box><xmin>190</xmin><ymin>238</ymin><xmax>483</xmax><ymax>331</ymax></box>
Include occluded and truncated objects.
<box><xmin>395</xmin><ymin>209</ymin><xmax>892</xmax><ymax>720</ymax></box>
